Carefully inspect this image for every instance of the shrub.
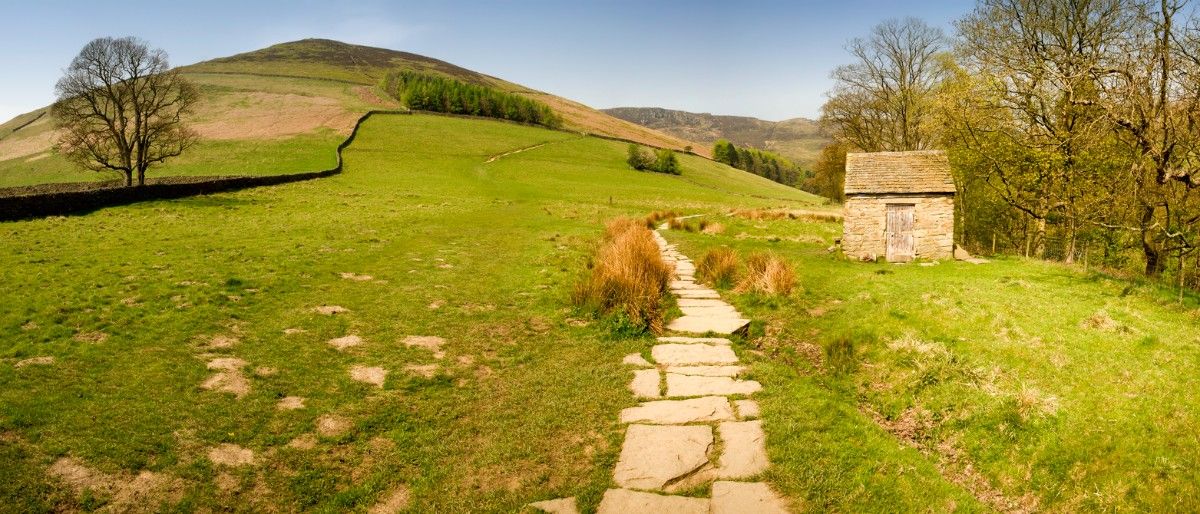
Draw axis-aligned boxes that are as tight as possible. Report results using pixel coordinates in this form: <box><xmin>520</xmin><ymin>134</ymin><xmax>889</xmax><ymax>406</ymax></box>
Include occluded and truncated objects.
<box><xmin>627</xmin><ymin>144</ymin><xmax>652</xmax><ymax>170</ymax></box>
<box><xmin>573</xmin><ymin>218</ymin><xmax>673</xmax><ymax>334</ymax></box>
<box><xmin>735</xmin><ymin>253</ymin><xmax>796</xmax><ymax>296</ymax></box>
<box><xmin>702</xmin><ymin>222</ymin><xmax>725</xmax><ymax>235</ymax></box>
<box><xmin>698</xmin><ymin>247</ymin><xmax>739</xmax><ymax>288</ymax></box>
<box><xmin>652</xmin><ymin>149</ymin><xmax>681</xmax><ymax>175</ymax></box>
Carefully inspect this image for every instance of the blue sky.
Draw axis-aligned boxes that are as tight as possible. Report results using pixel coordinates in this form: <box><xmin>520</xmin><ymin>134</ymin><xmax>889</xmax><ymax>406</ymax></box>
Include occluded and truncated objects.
<box><xmin>0</xmin><ymin>0</ymin><xmax>972</xmax><ymax>123</ymax></box>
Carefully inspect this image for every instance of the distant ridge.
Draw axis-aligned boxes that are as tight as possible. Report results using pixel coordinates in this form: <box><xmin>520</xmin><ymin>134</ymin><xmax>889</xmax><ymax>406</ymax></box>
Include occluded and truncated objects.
<box><xmin>602</xmin><ymin>107</ymin><xmax>830</xmax><ymax>165</ymax></box>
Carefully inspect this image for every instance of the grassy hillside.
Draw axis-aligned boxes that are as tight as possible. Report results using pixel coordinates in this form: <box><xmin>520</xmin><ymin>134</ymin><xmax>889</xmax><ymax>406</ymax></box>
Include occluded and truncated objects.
<box><xmin>0</xmin><ymin>114</ymin><xmax>820</xmax><ymax>512</ymax></box>
<box><xmin>0</xmin><ymin>39</ymin><xmax>699</xmax><ymax>187</ymax></box>
<box><xmin>3</xmin><ymin>113</ymin><xmax>1197</xmax><ymax>512</ymax></box>
<box><xmin>603</xmin><ymin>107</ymin><xmax>830</xmax><ymax>166</ymax></box>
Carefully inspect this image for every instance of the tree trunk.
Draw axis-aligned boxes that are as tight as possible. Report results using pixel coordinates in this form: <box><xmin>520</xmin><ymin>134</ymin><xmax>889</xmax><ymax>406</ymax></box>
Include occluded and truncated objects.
<box><xmin>1142</xmin><ymin>205</ymin><xmax>1164</xmax><ymax>277</ymax></box>
<box><xmin>124</xmin><ymin>171</ymin><xmax>133</xmax><ymax>187</ymax></box>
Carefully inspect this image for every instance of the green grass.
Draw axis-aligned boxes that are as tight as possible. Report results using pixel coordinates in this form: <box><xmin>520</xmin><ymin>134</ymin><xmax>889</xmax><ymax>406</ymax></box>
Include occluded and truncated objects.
<box><xmin>663</xmin><ymin>213</ymin><xmax>1200</xmax><ymax>512</ymax></box>
<box><xmin>0</xmin><ymin>114</ymin><xmax>821</xmax><ymax>512</ymax></box>
<box><xmin>0</xmin><ymin>131</ymin><xmax>343</xmax><ymax>188</ymax></box>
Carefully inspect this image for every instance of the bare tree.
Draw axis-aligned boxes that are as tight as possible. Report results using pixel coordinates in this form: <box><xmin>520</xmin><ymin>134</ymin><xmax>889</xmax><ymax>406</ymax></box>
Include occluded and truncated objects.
<box><xmin>52</xmin><ymin>37</ymin><xmax>198</xmax><ymax>187</ymax></box>
<box><xmin>821</xmin><ymin>18</ymin><xmax>948</xmax><ymax>152</ymax></box>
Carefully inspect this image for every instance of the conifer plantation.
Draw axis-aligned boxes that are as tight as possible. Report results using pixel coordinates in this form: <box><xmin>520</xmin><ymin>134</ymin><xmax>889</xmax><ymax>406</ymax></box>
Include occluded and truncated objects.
<box><xmin>382</xmin><ymin>71</ymin><xmax>562</xmax><ymax>128</ymax></box>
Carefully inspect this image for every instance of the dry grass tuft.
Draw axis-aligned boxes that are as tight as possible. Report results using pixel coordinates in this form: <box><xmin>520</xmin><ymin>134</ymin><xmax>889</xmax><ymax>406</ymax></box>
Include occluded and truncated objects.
<box><xmin>701</xmin><ymin>222</ymin><xmax>725</xmax><ymax>235</ymax></box>
<box><xmin>697</xmin><ymin>247</ymin><xmax>739</xmax><ymax>288</ymax></box>
<box><xmin>644</xmin><ymin>210</ymin><xmax>679</xmax><ymax>228</ymax></box>
<box><xmin>735</xmin><ymin>253</ymin><xmax>796</xmax><ymax>296</ymax></box>
<box><xmin>573</xmin><ymin>218</ymin><xmax>672</xmax><ymax>333</ymax></box>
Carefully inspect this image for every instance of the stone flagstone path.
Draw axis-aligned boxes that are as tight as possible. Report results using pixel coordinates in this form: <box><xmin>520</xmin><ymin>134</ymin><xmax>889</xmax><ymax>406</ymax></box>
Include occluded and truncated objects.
<box><xmin>529</xmin><ymin>225</ymin><xmax>788</xmax><ymax>513</ymax></box>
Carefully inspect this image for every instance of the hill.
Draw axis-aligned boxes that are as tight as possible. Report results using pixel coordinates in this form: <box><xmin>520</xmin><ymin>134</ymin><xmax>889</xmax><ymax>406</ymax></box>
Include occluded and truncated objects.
<box><xmin>602</xmin><ymin>106</ymin><xmax>831</xmax><ymax>166</ymax></box>
<box><xmin>0</xmin><ymin>39</ymin><xmax>701</xmax><ymax>187</ymax></box>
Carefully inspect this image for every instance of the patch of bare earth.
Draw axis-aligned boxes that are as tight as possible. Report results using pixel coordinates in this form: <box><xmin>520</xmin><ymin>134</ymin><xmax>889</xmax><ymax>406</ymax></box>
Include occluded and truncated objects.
<box><xmin>208</xmin><ymin>444</ymin><xmax>256</xmax><ymax>467</ymax></box>
<box><xmin>350</xmin><ymin>365</ymin><xmax>388</xmax><ymax>387</ymax></box>
<box><xmin>315</xmin><ymin>305</ymin><xmax>349</xmax><ymax>315</ymax></box>
<box><xmin>316</xmin><ymin>415</ymin><xmax>352</xmax><ymax>437</ymax></box>
<box><xmin>277</xmin><ymin>396</ymin><xmax>305</xmax><ymax>410</ymax></box>
<box><xmin>48</xmin><ymin>457</ymin><xmax>183</xmax><ymax>512</ymax></box>
<box><xmin>328</xmin><ymin>334</ymin><xmax>364</xmax><ymax>350</ymax></box>
<box><xmin>73</xmin><ymin>331</ymin><xmax>108</xmax><ymax>343</ymax></box>
<box><xmin>14</xmin><ymin>356</ymin><xmax>54</xmax><ymax>368</ymax></box>
<box><xmin>401</xmin><ymin>335</ymin><xmax>446</xmax><ymax>359</ymax></box>
<box><xmin>288</xmin><ymin>434</ymin><xmax>318</xmax><ymax>450</ymax></box>
<box><xmin>202</xmin><ymin>357</ymin><xmax>250</xmax><ymax>398</ymax></box>
<box><xmin>368</xmin><ymin>485</ymin><xmax>412</xmax><ymax>514</ymax></box>
<box><xmin>404</xmin><ymin>364</ymin><xmax>439</xmax><ymax>378</ymax></box>
<box><xmin>340</xmin><ymin>272</ymin><xmax>374</xmax><ymax>281</ymax></box>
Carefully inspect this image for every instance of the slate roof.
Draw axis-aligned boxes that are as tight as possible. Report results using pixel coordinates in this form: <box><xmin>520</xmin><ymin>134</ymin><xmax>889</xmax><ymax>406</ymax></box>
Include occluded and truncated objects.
<box><xmin>844</xmin><ymin>150</ymin><xmax>955</xmax><ymax>195</ymax></box>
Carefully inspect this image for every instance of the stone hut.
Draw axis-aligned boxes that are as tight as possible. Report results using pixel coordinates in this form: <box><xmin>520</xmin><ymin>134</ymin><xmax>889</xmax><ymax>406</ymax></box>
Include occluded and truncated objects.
<box><xmin>841</xmin><ymin>150</ymin><xmax>955</xmax><ymax>262</ymax></box>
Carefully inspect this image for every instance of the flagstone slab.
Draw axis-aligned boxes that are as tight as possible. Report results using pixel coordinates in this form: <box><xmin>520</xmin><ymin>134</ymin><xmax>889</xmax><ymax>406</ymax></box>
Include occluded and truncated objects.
<box><xmin>670</xmin><ymin>280</ymin><xmax>704</xmax><ymax>290</ymax></box>
<box><xmin>679</xmin><ymin>305</ymin><xmax>742</xmax><ymax>317</ymax></box>
<box><xmin>657</xmin><ymin>336</ymin><xmax>732</xmax><ymax>345</ymax></box>
<box><xmin>613</xmin><ymin>424</ymin><xmax>713</xmax><ymax>490</ymax></box>
<box><xmin>717</xmin><ymin>420</ymin><xmax>768</xmax><ymax>478</ymax></box>
<box><xmin>665</xmin><ymin>365</ymin><xmax>745</xmax><ymax>377</ymax></box>
<box><xmin>667</xmin><ymin>316</ymin><xmax>750</xmax><ymax>334</ymax></box>
<box><xmin>672</xmin><ymin>289</ymin><xmax>715</xmax><ymax>301</ymax></box>
<box><xmin>629</xmin><ymin>369</ymin><xmax>661</xmax><ymax>398</ymax></box>
<box><xmin>651</xmin><ymin>344</ymin><xmax>738</xmax><ymax>365</ymax></box>
<box><xmin>619</xmin><ymin>396</ymin><xmax>734</xmax><ymax>424</ymax></box>
<box><xmin>676</xmin><ymin>298</ymin><xmax>731</xmax><ymax>308</ymax></box>
<box><xmin>528</xmin><ymin>497</ymin><xmax>579</xmax><ymax>514</ymax></box>
<box><xmin>597</xmin><ymin>489</ymin><xmax>709</xmax><ymax>514</ymax></box>
<box><xmin>735</xmin><ymin>399</ymin><xmax>761</xmax><ymax>419</ymax></box>
<box><xmin>710</xmin><ymin>481</ymin><xmax>789</xmax><ymax>514</ymax></box>
<box><xmin>666</xmin><ymin>374</ymin><xmax>762</xmax><ymax>397</ymax></box>
<box><xmin>623</xmin><ymin>353</ymin><xmax>652</xmax><ymax>367</ymax></box>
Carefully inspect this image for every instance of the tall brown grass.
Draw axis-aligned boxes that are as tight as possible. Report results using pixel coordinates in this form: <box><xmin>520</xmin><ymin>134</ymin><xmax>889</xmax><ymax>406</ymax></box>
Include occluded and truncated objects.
<box><xmin>697</xmin><ymin>247</ymin><xmax>739</xmax><ymax>288</ymax></box>
<box><xmin>645</xmin><ymin>210</ymin><xmax>678</xmax><ymax>228</ymax></box>
<box><xmin>573</xmin><ymin>218</ymin><xmax>673</xmax><ymax>333</ymax></box>
<box><xmin>735</xmin><ymin>252</ymin><xmax>796</xmax><ymax>296</ymax></box>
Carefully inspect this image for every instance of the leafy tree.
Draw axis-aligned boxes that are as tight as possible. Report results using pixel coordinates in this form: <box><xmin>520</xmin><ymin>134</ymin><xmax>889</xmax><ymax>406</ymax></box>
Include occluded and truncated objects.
<box><xmin>52</xmin><ymin>37</ymin><xmax>198</xmax><ymax>187</ymax></box>
<box><xmin>626</xmin><ymin>144</ymin><xmax>651</xmax><ymax>170</ymax></box>
<box><xmin>653</xmin><ymin>149</ymin><xmax>680</xmax><ymax>175</ymax></box>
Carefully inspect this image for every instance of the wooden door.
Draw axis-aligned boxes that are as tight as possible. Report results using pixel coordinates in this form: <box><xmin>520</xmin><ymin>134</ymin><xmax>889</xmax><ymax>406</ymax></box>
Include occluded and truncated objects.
<box><xmin>885</xmin><ymin>204</ymin><xmax>915</xmax><ymax>262</ymax></box>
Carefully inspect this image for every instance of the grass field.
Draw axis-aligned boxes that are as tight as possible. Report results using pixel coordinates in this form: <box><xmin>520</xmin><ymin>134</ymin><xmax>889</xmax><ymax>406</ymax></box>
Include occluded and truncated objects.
<box><xmin>664</xmin><ymin>214</ymin><xmax>1200</xmax><ymax>512</ymax></box>
<box><xmin>0</xmin><ymin>114</ymin><xmax>820</xmax><ymax>512</ymax></box>
<box><xmin>5</xmin><ymin>112</ymin><xmax>1198</xmax><ymax>512</ymax></box>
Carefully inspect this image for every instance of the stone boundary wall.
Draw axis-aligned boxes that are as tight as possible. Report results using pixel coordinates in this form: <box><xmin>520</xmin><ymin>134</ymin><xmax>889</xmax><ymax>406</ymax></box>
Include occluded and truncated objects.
<box><xmin>842</xmin><ymin>194</ymin><xmax>954</xmax><ymax>261</ymax></box>
<box><xmin>0</xmin><ymin>110</ymin><xmax>411</xmax><ymax>222</ymax></box>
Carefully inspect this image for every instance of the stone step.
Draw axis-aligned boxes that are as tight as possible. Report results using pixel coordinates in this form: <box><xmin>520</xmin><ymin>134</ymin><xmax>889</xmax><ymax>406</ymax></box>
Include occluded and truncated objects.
<box><xmin>667</xmin><ymin>316</ymin><xmax>750</xmax><ymax>335</ymax></box>
<box><xmin>676</xmin><ymin>298</ymin><xmax>731</xmax><ymax>308</ymax></box>
<box><xmin>629</xmin><ymin>369</ymin><xmax>661</xmax><ymax>399</ymax></box>
<box><xmin>656</xmin><ymin>336</ymin><xmax>732</xmax><ymax>345</ymax></box>
<box><xmin>665</xmin><ymin>365</ymin><xmax>745</xmax><ymax>377</ymax></box>
<box><xmin>613</xmin><ymin>424</ymin><xmax>713</xmax><ymax>490</ymax></box>
<box><xmin>597</xmin><ymin>489</ymin><xmax>708</xmax><ymax>514</ymax></box>
<box><xmin>673</xmin><ymin>289</ymin><xmax>723</xmax><ymax>300</ymax></box>
<box><xmin>651</xmin><ymin>343</ymin><xmax>738</xmax><ymax>365</ymax></box>
<box><xmin>734</xmin><ymin>399</ymin><xmax>761</xmax><ymax>419</ymax></box>
<box><xmin>717</xmin><ymin>420</ymin><xmax>768</xmax><ymax>479</ymax></box>
<box><xmin>622</xmin><ymin>353</ymin><xmax>652</xmax><ymax>367</ymax></box>
<box><xmin>679</xmin><ymin>305</ymin><xmax>742</xmax><ymax>318</ymax></box>
<box><xmin>711</xmin><ymin>481</ymin><xmax>789</xmax><ymax>514</ymax></box>
<box><xmin>527</xmin><ymin>497</ymin><xmax>579</xmax><ymax>514</ymax></box>
<box><xmin>666</xmin><ymin>373</ymin><xmax>762</xmax><ymax>397</ymax></box>
<box><xmin>619</xmin><ymin>396</ymin><xmax>734</xmax><ymax>424</ymax></box>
